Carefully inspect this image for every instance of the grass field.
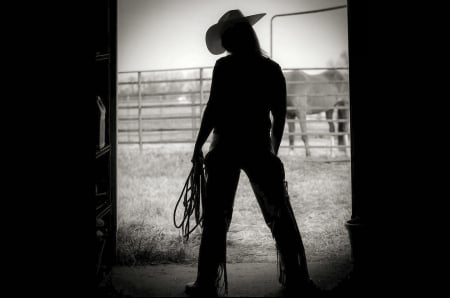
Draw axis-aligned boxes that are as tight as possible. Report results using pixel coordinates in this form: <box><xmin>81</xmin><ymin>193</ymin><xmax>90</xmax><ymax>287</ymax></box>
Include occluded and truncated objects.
<box><xmin>117</xmin><ymin>144</ymin><xmax>352</xmax><ymax>266</ymax></box>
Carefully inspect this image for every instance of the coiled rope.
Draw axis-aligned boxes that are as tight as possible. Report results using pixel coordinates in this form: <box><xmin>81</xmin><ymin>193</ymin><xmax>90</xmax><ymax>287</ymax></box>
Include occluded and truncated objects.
<box><xmin>173</xmin><ymin>158</ymin><xmax>229</xmax><ymax>295</ymax></box>
<box><xmin>173</xmin><ymin>159</ymin><xmax>207</xmax><ymax>241</ymax></box>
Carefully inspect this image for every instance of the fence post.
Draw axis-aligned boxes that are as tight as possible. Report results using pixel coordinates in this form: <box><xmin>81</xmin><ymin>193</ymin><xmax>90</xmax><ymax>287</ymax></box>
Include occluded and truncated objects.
<box><xmin>191</xmin><ymin>70</ymin><xmax>199</xmax><ymax>141</ymax></box>
<box><xmin>138</xmin><ymin>71</ymin><xmax>143</xmax><ymax>152</ymax></box>
<box><xmin>126</xmin><ymin>95</ymin><xmax>130</xmax><ymax>143</ymax></box>
<box><xmin>160</xmin><ymin>97</ymin><xmax>163</xmax><ymax>143</ymax></box>
<box><xmin>199</xmin><ymin>67</ymin><xmax>204</xmax><ymax>134</ymax></box>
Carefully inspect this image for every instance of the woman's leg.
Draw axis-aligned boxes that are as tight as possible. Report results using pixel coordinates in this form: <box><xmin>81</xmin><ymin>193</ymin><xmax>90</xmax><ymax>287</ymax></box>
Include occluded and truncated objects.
<box><xmin>243</xmin><ymin>151</ymin><xmax>310</xmax><ymax>286</ymax></box>
<box><xmin>195</xmin><ymin>149</ymin><xmax>241</xmax><ymax>290</ymax></box>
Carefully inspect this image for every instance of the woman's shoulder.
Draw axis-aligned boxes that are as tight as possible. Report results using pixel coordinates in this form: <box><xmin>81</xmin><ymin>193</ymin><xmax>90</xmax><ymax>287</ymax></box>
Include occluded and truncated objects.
<box><xmin>215</xmin><ymin>55</ymin><xmax>231</xmax><ymax>65</ymax></box>
<box><xmin>214</xmin><ymin>55</ymin><xmax>282</xmax><ymax>75</ymax></box>
<box><xmin>212</xmin><ymin>56</ymin><xmax>231</xmax><ymax>72</ymax></box>
<box><xmin>218</xmin><ymin>54</ymin><xmax>280</xmax><ymax>65</ymax></box>
<box><xmin>262</xmin><ymin>56</ymin><xmax>282</xmax><ymax>70</ymax></box>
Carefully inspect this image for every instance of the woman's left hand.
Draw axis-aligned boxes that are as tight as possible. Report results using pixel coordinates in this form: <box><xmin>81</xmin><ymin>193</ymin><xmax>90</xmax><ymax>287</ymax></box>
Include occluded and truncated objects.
<box><xmin>191</xmin><ymin>147</ymin><xmax>204</xmax><ymax>164</ymax></box>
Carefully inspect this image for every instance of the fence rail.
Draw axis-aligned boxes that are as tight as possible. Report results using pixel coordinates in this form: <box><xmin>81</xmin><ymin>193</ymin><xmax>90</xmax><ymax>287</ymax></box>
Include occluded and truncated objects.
<box><xmin>117</xmin><ymin>67</ymin><xmax>350</xmax><ymax>152</ymax></box>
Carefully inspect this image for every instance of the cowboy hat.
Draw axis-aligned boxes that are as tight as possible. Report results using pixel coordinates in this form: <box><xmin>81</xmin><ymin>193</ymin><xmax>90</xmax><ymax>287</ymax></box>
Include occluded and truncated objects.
<box><xmin>206</xmin><ymin>10</ymin><xmax>266</xmax><ymax>55</ymax></box>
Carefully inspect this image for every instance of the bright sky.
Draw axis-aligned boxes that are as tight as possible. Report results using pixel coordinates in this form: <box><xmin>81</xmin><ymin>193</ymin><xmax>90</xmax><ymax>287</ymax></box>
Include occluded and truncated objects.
<box><xmin>118</xmin><ymin>0</ymin><xmax>348</xmax><ymax>72</ymax></box>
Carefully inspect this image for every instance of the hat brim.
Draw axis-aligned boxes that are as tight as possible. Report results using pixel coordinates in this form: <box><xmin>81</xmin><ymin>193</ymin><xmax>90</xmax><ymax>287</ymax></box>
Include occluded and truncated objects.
<box><xmin>206</xmin><ymin>13</ymin><xmax>266</xmax><ymax>55</ymax></box>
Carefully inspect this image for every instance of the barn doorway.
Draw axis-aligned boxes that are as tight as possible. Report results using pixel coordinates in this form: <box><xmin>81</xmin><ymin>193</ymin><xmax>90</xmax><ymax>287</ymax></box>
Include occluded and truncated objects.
<box><xmin>111</xmin><ymin>1</ymin><xmax>355</xmax><ymax>296</ymax></box>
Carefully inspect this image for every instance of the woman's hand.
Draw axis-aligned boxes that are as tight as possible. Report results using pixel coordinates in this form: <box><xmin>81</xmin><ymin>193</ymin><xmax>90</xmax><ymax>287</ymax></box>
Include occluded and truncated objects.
<box><xmin>191</xmin><ymin>147</ymin><xmax>204</xmax><ymax>178</ymax></box>
<box><xmin>191</xmin><ymin>147</ymin><xmax>204</xmax><ymax>164</ymax></box>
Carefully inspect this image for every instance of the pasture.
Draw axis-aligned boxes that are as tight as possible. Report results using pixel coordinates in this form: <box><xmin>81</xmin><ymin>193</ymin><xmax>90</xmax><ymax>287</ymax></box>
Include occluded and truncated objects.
<box><xmin>116</xmin><ymin>144</ymin><xmax>352</xmax><ymax>266</ymax></box>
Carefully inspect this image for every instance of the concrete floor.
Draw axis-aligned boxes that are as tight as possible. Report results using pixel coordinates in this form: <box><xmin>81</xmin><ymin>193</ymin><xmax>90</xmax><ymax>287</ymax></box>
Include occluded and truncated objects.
<box><xmin>111</xmin><ymin>260</ymin><xmax>353</xmax><ymax>297</ymax></box>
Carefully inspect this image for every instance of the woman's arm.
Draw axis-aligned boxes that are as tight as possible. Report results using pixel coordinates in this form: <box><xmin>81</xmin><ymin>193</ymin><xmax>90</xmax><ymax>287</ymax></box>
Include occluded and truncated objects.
<box><xmin>192</xmin><ymin>60</ymin><xmax>223</xmax><ymax>160</ymax></box>
<box><xmin>193</xmin><ymin>103</ymin><xmax>214</xmax><ymax>155</ymax></box>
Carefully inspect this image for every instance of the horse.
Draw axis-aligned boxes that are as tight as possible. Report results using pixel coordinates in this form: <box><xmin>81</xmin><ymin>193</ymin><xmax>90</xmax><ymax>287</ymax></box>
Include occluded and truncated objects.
<box><xmin>283</xmin><ymin>69</ymin><xmax>350</xmax><ymax>157</ymax></box>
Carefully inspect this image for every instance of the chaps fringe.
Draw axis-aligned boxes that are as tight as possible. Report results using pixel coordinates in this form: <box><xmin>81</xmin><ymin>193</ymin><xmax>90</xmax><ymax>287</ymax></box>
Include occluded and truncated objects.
<box><xmin>215</xmin><ymin>262</ymin><xmax>228</xmax><ymax>297</ymax></box>
<box><xmin>274</xmin><ymin>181</ymin><xmax>309</xmax><ymax>288</ymax></box>
<box><xmin>276</xmin><ymin>245</ymin><xmax>287</xmax><ymax>287</ymax></box>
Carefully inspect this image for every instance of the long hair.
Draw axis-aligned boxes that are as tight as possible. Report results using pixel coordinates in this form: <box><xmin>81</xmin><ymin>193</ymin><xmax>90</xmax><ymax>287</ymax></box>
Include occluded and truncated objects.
<box><xmin>221</xmin><ymin>21</ymin><xmax>266</xmax><ymax>56</ymax></box>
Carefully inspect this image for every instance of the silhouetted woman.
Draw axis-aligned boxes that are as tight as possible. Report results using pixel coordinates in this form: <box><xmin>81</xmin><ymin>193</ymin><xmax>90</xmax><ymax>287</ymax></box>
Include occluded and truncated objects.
<box><xmin>186</xmin><ymin>9</ymin><xmax>320</xmax><ymax>297</ymax></box>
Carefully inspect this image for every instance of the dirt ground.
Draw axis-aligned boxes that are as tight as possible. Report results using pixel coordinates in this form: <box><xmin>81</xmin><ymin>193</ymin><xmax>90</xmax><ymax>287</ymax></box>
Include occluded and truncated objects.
<box><xmin>111</xmin><ymin>259</ymin><xmax>353</xmax><ymax>297</ymax></box>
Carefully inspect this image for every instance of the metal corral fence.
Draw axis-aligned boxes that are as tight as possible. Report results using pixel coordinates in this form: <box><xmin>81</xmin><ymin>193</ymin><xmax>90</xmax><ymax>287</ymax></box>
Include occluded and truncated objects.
<box><xmin>117</xmin><ymin>66</ymin><xmax>350</xmax><ymax>152</ymax></box>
